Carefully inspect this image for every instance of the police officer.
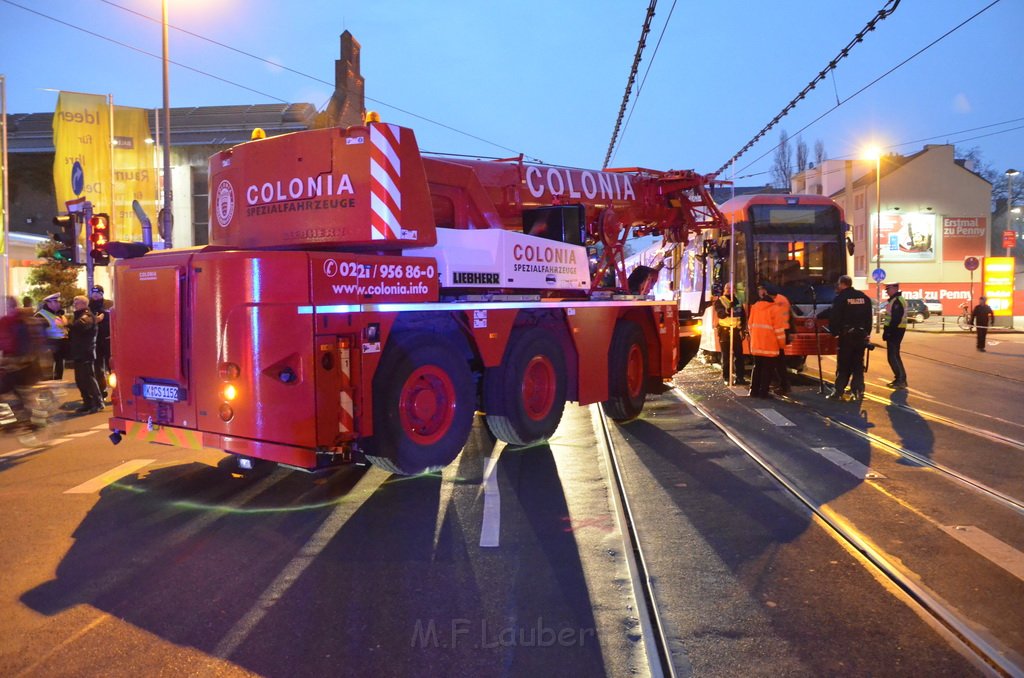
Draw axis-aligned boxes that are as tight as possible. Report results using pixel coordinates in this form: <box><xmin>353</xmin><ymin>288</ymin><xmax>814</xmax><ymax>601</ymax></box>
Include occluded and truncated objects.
<box><xmin>827</xmin><ymin>275</ymin><xmax>872</xmax><ymax>400</ymax></box>
<box><xmin>35</xmin><ymin>293</ymin><xmax>68</xmax><ymax>380</ymax></box>
<box><xmin>714</xmin><ymin>282</ymin><xmax>746</xmax><ymax>385</ymax></box>
<box><xmin>882</xmin><ymin>282</ymin><xmax>908</xmax><ymax>389</ymax></box>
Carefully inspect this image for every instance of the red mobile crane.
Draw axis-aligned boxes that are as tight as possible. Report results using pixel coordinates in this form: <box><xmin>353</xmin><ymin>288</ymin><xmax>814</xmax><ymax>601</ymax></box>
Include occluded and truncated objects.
<box><xmin>107</xmin><ymin>121</ymin><xmax>723</xmax><ymax>474</ymax></box>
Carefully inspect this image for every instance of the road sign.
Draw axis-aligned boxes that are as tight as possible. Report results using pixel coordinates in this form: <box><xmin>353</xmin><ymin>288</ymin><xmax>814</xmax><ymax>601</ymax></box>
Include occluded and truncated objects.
<box><xmin>964</xmin><ymin>256</ymin><xmax>980</xmax><ymax>271</ymax></box>
<box><xmin>1003</xmin><ymin>230</ymin><xmax>1017</xmax><ymax>249</ymax></box>
<box><xmin>71</xmin><ymin>161</ymin><xmax>84</xmax><ymax>196</ymax></box>
<box><xmin>871</xmin><ymin>268</ymin><xmax>886</xmax><ymax>282</ymax></box>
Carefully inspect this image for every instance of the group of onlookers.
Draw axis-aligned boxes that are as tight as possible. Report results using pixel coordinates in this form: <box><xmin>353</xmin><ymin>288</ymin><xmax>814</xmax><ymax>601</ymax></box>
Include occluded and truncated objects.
<box><xmin>1</xmin><ymin>286</ymin><xmax>112</xmax><ymax>417</ymax></box>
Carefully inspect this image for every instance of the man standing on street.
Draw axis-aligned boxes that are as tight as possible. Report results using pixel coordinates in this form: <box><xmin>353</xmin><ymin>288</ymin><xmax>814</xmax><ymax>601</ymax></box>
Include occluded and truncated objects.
<box><xmin>88</xmin><ymin>285</ymin><xmax>112</xmax><ymax>399</ymax></box>
<box><xmin>714</xmin><ymin>282</ymin><xmax>747</xmax><ymax>386</ymax></box>
<box><xmin>970</xmin><ymin>296</ymin><xmax>995</xmax><ymax>352</ymax></box>
<box><xmin>827</xmin><ymin>275</ymin><xmax>873</xmax><ymax>400</ymax></box>
<box><xmin>68</xmin><ymin>295</ymin><xmax>104</xmax><ymax>414</ymax></box>
<box><xmin>883</xmin><ymin>282</ymin><xmax>908</xmax><ymax>389</ymax></box>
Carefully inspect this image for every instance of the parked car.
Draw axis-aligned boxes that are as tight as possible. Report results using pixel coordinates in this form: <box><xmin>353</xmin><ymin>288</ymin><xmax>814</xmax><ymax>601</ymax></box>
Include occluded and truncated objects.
<box><xmin>923</xmin><ymin>297</ymin><xmax>943</xmax><ymax>316</ymax></box>
<box><xmin>875</xmin><ymin>298</ymin><xmax>930</xmax><ymax>323</ymax></box>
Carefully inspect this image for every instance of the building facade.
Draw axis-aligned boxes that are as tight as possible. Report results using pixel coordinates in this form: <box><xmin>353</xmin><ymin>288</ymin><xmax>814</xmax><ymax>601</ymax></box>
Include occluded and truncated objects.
<box><xmin>793</xmin><ymin>145</ymin><xmax>995</xmax><ymax>316</ymax></box>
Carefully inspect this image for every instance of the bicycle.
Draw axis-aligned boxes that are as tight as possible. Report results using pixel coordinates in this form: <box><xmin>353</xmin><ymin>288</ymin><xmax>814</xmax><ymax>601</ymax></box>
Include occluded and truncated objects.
<box><xmin>956</xmin><ymin>302</ymin><xmax>974</xmax><ymax>332</ymax></box>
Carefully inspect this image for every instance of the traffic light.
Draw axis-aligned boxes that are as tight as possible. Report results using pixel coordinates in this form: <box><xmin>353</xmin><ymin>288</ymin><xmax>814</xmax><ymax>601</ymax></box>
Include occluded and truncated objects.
<box><xmin>51</xmin><ymin>213</ymin><xmax>80</xmax><ymax>264</ymax></box>
<box><xmin>90</xmin><ymin>213</ymin><xmax>111</xmax><ymax>265</ymax></box>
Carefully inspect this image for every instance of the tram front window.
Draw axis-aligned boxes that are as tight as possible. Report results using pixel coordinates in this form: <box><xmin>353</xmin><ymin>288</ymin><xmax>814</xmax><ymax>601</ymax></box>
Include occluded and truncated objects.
<box><xmin>754</xmin><ymin>239</ymin><xmax>843</xmax><ymax>305</ymax></box>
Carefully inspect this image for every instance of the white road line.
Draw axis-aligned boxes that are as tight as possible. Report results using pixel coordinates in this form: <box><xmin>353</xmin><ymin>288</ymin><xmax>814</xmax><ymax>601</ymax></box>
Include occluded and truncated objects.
<box><xmin>0</xmin><ymin>446</ymin><xmax>37</xmax><ymax>459</ymax></box>
<box><xmin>91</xmin><ymin>423</ymin><xmax>110</xmax><ymax>430</ymax></box>
<box><xmin>213</xmin><ymin>467</ymin><xmax>391</xmax><ymax>659</ymax></box>
<box><xmin>66</xmin><ymin>431</ymin><xmax>98</xmax><ymax>438</ymax></box>
<box><xmin>940</xmin><ymin>525</ymin><xmax>1024</xmax><ymax>582</ymax></box>
<box><xmin>812</xmin><ymin>446</ymin><xmax>885</xmax><ymax>480</ymax></box>
<box><xmin>64</xmin><ymin>459</ymin><xmax>156</xmax><ymax>494</ymax></box>
<box><xmin>755</xmin><ymin>409</ymin><xmax>794</xmax><ymax>426</ymax></box>
<box><xmin>479</xmin><ymin>448</ymin><xmax>503</xmax><ymax>548</ymax></box>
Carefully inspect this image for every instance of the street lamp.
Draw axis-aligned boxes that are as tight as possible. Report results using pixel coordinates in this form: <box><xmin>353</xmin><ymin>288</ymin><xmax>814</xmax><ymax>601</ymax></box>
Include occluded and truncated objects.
<box><xmin>1006</xmin><ymin>169</ymin><xmax>1020</xmax><ymax>257</ymax></box>
<box><xmin>867</xmin><ymin>146</ymin><xmax>882</xmax><ymax>331</ymax></box>
<box><xmin>161</xmin><ymin>0</ymin><xmax>173</xmax><ymax>248</ymax></box>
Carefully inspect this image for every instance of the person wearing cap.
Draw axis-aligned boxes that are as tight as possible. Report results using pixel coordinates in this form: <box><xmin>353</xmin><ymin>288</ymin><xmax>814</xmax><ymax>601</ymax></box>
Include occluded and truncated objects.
<box><xmin>747</xmin><ymin>283</ymin><xmax>786</xmax><ymax>398</ymax></box>
<box><xmin>882</xmin><ymin>282</ymin><xmax>908</xmax><ymax>389</ymax></box>
<box><xmin>970</xmin><ymin>296</ymin><xmax>995</xmax><ymax>352</ymax></box>
<box><xmin>89</xmin><ymin>285</ymin><xmax>113</xmax><ymax>399</ymax></box>
<box><xmin>714</xmin><ymin>282</ymin><xmax>747</xmax><ymax>386</ymax></box>
<box><xmin>35</xmin><ymin>293</ymin><xmax>68</xmax><ymax>380</ymax></box>
<box><xmin>827</xmin><ymin>275</ymin><xmax>873</xmax><ymax>400</ymax></box>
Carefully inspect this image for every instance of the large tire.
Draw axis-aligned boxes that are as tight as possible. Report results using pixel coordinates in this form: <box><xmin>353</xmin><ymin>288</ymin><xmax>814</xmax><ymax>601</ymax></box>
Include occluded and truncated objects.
<box><xmin>362</xmin><ymin>332</ymin><xmax>476</xmax><ymax>475</ymax></box>
<box><xmin>484</xmin><ymin>327</ymin><xmax>567</xmax><ymax>446</ymax></box>
<box><xmin>601</xmin><ymin>320</ymin><xmax>648</xmax><ymax>422</ymax></box>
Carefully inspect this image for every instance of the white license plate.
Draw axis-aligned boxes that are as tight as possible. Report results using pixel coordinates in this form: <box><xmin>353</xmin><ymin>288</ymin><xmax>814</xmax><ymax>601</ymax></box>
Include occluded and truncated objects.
<box><xmin>142</xmin><ymin>383</ymin><xmax>180</xmax><ymax>402</ymax></box>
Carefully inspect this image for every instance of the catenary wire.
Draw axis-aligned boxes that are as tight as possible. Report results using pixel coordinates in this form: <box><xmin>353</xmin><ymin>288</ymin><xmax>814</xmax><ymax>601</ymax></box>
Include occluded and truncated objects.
<box><xmin>730</xmin><ymin>0</ymin><xmax>1005</xmax><ymax>178</ymax></box>
<box><xmin>1</xmin><ymin>0</ymin><xmax>540</xmax><ymax>161</ymax></box>
<box><xmin>715</xmin><ymin>0</ymin><xmax>902</xmax><ymax>176</ymax></box>
<box><xmin>603</xmin><ymin>0</ymin><xmax>658</xmax><ymax>170</ymax></box>
<box><xmin>608</xmin><ymin>0</ymin><xmax>678</xmax><ymax>168</ymax></box>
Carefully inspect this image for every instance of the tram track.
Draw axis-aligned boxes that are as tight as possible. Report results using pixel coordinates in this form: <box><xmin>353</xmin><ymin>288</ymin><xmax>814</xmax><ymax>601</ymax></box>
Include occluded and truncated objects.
<box><xmin>594</xmin><ymin>406</ymin><xmax>676</xmax><ymax>678</ymax></box>
<box><xmin>670</xmin><ymin>385</ymin><xmax>1017</xmax><ymax>677</ymax></box>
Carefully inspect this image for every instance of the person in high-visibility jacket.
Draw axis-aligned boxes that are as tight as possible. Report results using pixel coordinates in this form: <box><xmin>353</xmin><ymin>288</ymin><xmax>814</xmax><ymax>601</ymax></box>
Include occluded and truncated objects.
<box><xmin>771</xmin><ymin>290</ymin><xmax>794</xmax><ymax>395</ymax></box>
<box><xmin>882</xmin><ymin>282</ymin><xmax>908</xmax><ymax>389</ymax></box>
<box><xmin>747</xmin><ymin>283</ymin><xmax>787</xmax><ymax>398</ymax></box>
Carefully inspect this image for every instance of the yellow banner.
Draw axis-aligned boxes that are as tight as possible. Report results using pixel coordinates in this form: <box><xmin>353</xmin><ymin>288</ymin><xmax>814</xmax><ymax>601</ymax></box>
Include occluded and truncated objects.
<box><xmin>53</xmin><ymin>92</ymin><xmax>111</xmax><ymax>216</ymax></box>
<box><xmin>112</xmin><ymin>106</ymin><xmax>158</xmax><ymax>242</ymax></box>
<box><xmin>983</xmin><ymin>256</ymin><xmax>1014</xmax><ymax>317</ymax></box>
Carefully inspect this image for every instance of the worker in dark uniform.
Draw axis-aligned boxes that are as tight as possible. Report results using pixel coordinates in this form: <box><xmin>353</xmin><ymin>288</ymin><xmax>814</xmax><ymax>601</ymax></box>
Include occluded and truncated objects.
<box><xmin>970</xmin><ymin>296</ymin><xmax>995</xmax><ymax>351</ymax></box>
<box><xmin>714</xmin><ymin>282</ymin><xmax>746</xmax><ymax>385</ymax></box>
<box><xmin>882</xmin><ymin>282</ymin><xmax>908</xmax><ymax>389</ymax></box>
<box><xmin>827</xmin><ymin>275</ymin><xmax>873</xmax><ymax>400</ymax></box>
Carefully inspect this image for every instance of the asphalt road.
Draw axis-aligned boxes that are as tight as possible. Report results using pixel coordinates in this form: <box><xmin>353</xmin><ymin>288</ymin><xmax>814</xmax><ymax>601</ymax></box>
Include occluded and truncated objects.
<box><xmin>1</xmin><ymin>331</ymin><xmax>1020</xmax><ymax>676</ymax></box>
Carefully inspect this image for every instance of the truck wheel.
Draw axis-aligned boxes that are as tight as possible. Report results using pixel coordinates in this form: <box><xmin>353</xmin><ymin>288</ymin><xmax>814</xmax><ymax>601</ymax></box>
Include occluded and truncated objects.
<box><xmin>484</xmin><ymin>327</ymin><xmax>567</xmax><ymax>446</ymax></box>
<box><xmin>363</xmin><ymin>332</ymin><xmax>475</xmax><ymax>475</ymax></box>
<box><xmin>602</xmin><ymin>320</ymin><xmax>648</xmax><ymax>422</ymax></box>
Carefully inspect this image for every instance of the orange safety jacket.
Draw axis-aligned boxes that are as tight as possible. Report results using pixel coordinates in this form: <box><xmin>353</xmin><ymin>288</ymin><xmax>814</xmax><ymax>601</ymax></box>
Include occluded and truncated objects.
<box><xmin>748</xmin><ymin>299</ymin><xmax>786</xmax><ymax>356</ymax></box>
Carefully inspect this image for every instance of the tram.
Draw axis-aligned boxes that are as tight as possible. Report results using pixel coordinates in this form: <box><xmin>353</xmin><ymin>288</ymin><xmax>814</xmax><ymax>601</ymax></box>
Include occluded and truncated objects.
<box><xmin>629</xmin><ymin>193</ymin><xmax>850</xmax><ymax>368</ymax></box>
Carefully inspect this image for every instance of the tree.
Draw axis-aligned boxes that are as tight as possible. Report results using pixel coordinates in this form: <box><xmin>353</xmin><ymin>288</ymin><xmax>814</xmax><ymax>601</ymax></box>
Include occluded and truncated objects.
<box><xmin>771</xmin><ymin>129</ymin><xmax>793</xmax><ymax>189</ymax></box>
<box><xmin>795</xmin><ymin>136</ymin><xmax>809</xmax><ymax>173</ymax></box>
<box><xmin>25</xmin><ymin>240</ymin><xmax>84</xmax><ymax>306</ymax></box>
<box><xmin>814</xmin><ymin>140</ymin><xmax>827</xmax><ymax>167</ymax></box>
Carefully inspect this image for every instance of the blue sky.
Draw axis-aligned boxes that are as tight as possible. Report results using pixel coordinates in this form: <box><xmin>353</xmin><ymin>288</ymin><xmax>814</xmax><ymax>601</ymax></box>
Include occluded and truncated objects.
<box><xmin>1</xmin><ymin>0</ymin><xmax>1021</xmax><ymax>185</ymax></box>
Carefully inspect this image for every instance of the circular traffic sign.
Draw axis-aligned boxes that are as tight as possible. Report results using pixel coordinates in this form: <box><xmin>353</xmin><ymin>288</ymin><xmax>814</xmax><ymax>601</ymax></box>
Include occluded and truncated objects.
<box><xmin>964</xmin><ymin>256</ymin><xmax>980</xmax><ymax>271</ymax></box>
<box><xmin>71</xmin><ymin>161</ymin><xmax>84</xmax><ymax>196</ymax></box>
<box><xmin>871</xmin><ymin>267</ymin><xmax>886</xmax><ymax>282</ymax></box>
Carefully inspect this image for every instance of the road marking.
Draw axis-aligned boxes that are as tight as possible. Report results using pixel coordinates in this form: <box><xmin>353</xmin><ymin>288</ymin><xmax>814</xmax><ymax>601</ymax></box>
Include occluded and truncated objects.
<box><xmin>67</xmin><ymin>431</ymin><xmax>98</xmax><ymax>438</ymax></box>
<box><xmin>812</xmin><ymin>446</ymin><xmax>885</xmax><ymax>480</ymax></box>
<box><xmin>213</xmin><ymin>467</ymin><xmax>390</xmax><ymax>659</ymax></box>
<box><xmin>755</xmin><ymin>409</ymin><xmax>794</xmax><ymax>426</ymax></box>
<box><xmin>480</xmin><ymin>447</ymin><xmax>503</xmax><ymax>547</ymax></box>
<box><xmin>941</xmin><ymin>525</ymin><xmax>1024</xmax><ymax>582</ymax></box>
<box><xmin>64</xmin><ymin>459</ymin><xmax>155</xmax><ymax>494</ymax></box>
<box><xmin>91</xmin><ymin>423</ymin><xmax>110</xmax><ymax>430</ymax></box>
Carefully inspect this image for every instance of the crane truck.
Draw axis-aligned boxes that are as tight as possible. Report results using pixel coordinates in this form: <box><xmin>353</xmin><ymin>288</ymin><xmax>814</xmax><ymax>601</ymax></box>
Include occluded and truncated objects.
<box><xmin>106</xmin><ymin>120</ymin><xmax>724</xmax><ymax>474</ymax></box>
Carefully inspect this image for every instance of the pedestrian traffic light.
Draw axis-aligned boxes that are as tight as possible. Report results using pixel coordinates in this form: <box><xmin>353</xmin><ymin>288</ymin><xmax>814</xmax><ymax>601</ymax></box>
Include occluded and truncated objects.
<box><xmin>89</xmin><ymin>213</ymin><xmax>111</xmax><ymax>265</ymax></box>
<box><xmin>51</xmin><ymin>213</ymin><xmax>80</xmax><ymax>264</ymax></box>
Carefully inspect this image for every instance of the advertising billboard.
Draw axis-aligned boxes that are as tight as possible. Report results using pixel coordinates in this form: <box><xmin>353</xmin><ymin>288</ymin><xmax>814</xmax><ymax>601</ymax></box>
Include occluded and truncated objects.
<box><xmin>942</xmin><ymin>216</ymin><xmax>987</xmax><ymax>261</ymax></box>
<box><xmin>982</xmin><ymin>256</ymin><xmax>1014</xmax><ymax>316</ymax></box>
<box><xmin>872</xmin><ymin>211</ymin><xmax>936</xmax><ymax>261</ymax></box>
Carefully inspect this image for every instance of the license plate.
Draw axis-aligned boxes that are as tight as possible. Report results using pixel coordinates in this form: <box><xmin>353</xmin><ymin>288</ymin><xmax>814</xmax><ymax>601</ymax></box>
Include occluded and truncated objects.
<box><xmin>142</xmin><ymin>383</ymin><xmax>180</xmax><ymax>402</ymax></box>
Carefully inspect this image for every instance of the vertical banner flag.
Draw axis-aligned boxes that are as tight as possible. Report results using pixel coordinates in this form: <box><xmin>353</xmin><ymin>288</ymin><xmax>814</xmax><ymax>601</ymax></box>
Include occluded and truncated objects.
<box><xmin>53</xmin><ymin>92</ymin><xmax>112</xmax><ymax>217</ymax></box>
<box><xmin>113</xmin><ymin>106</ymin><xmax>157</xmax><ymax>242</ymax></box>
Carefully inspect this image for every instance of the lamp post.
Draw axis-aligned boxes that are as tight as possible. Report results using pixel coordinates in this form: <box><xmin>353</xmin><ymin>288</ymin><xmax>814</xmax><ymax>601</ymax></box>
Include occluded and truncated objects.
<box><xmin>161</xmin><ymin>0</ymin><xmax>173</xmax><ymax>248</ymax></box>
<box><xmin>1006</xmin><ymin>169</ymin><xmax>1019</xmax><ymax>257</ymax></box>
<box><xmin>867</xmin><ymin>147</ymin><xmax>882</xmax><ymax>331</ymax></box>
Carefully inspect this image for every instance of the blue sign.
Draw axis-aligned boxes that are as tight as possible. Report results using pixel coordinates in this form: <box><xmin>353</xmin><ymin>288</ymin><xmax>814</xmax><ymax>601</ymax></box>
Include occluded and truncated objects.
<box><xmin>71</xmin><ymin>161</ymin><xmax>84</xmax><ymax>196</ymax></box>
<box><xmin>871</xmin><ymin>268</ymin><xmax>886</xmax><ymax>282</ymax></box>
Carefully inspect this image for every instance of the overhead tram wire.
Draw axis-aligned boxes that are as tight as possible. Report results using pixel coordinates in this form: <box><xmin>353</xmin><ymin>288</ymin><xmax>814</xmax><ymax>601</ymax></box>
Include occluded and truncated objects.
<box><xmin>1</xmin><ymin>0</ymin><xmax>288</xmax><ymax>103</ymax></box>
<box><xmin>94</xmin><ymin>0</ymin><xmax>539</xmax><ymax>161</ymax></box>
<box><xmin>603</xmin><ymin>0</ymin><xmax>658</xmax><ymax>170</ymax></box>
<box><xmin>714</xmin><ymin>0</ymin><xmax>902</xmax><ymax>176</ymax></box>
<box><xmin>608</xmin><ymin>0</ymin><xmax>678</xmax><ymax>168</ymax></box>
<box><xmin>731</xmin><ymin>0</ymin><xmax>1005</xmax><ymax>177</ymax></box>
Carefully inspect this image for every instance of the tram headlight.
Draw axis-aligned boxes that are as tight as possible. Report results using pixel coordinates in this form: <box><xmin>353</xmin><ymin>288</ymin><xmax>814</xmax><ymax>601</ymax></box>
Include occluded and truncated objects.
<box><xmin>107</xmin><ymin>372</ymin><xmax>117</xmax><ymax>389</ymax></box>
